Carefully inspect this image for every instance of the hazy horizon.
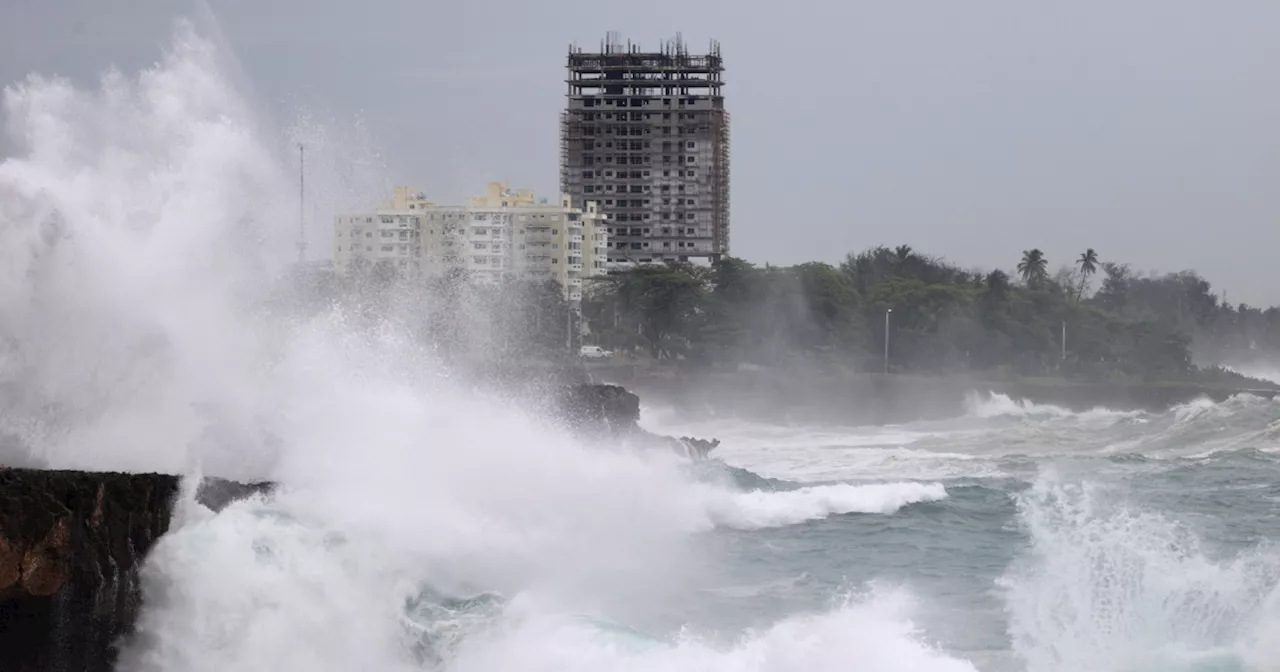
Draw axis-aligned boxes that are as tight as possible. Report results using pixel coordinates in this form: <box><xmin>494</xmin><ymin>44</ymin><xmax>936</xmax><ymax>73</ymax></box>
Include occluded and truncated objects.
<box><xmin>3</xmin><ymin>0</ymin><xmax>1277</xmax><ymax>304</ymax></box>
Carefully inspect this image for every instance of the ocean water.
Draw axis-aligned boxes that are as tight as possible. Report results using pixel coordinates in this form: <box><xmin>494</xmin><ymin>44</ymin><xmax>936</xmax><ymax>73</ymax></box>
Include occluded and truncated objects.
<box><xmin>644</xmin><ymin>392</ymin><xmax>1280</xmax><ymax>672</ymax></box>
<box><xmin>3</xmin><ymin>23</ymin><xmax>1280</xmax><ymax>672</ymax></box>
<box><xmin>115</xmin><ymin>390</ymin><xmax>1280</xmax><ymax>672</ymax></box>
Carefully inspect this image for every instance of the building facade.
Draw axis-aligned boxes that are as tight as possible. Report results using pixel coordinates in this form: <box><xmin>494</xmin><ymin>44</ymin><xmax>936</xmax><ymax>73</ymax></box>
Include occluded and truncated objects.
<box><xmin>560</xmin><ymin>33</ymin><xmax>730</xmax><ymax>266</ymax></box>
<box><xmin>332</xmin><ymin>183</ymin><xmax>607</xmax><ymax>303</ymax></box>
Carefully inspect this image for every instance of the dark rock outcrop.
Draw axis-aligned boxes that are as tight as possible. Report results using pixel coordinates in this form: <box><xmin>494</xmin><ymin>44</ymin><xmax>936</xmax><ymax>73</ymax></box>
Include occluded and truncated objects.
<box><xmin>556</xmin><ymin>383</ymin><xmax>643</xmax><ymax>434</ymax></box>
<box><xmin>0</xmin><ymin>470</ymin><xmax>270</xmax><ymax>672</ymax></box>
<box><xmin>192</xmin><ymin>477</ymin><xmax>275</xmax><ymax>512</ymax></box>
<box><xmin>555</xmin><ymin>383</ymin><xmax>719</xmax><ymax>459</ymax></box>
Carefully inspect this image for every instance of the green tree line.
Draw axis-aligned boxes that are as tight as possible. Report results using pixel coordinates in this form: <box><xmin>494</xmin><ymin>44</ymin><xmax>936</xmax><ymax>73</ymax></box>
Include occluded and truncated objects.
<box><xmin>582</xmin><ymin>246</ymin><xmax>1279</xmax><ymax>385</ymax></box>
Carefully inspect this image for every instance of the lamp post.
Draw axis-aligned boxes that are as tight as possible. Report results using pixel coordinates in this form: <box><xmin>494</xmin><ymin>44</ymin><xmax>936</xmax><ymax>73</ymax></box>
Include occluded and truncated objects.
<box><xmin>297</xmin><ymin>143</ymin><xmax>307</xmax><ymax>264</ymax></box>
<box><xmin>884</xmin><ymin>308</ymin><xmax>893</xmax><ymax>374</ymax></box>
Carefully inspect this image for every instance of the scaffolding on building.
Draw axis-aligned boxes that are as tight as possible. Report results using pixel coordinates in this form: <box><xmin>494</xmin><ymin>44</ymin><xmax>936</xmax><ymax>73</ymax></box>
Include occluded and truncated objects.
<box><xmin>560</xmin><ymin>34</ymin><xmax>730</xmax><ymax>264</ymax></box>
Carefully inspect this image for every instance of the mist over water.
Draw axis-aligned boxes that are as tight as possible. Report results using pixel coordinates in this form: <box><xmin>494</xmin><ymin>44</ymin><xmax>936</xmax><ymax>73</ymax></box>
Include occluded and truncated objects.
<box><xmin>3</xmin><ymin>22</ymin><xmax>1279</xmax><ymax>672</ymax></box>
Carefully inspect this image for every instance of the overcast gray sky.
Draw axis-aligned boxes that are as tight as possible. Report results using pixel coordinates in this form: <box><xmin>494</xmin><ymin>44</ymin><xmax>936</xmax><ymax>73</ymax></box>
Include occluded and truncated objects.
<box><xmin>3</xmin><ymin>0</ymin><xmax>1278</xmax><ymax>304</ymax></box>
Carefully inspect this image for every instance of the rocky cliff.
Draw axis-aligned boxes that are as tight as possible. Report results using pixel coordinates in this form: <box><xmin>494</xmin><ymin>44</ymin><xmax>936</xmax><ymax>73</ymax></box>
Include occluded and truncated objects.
<box><xmin>0</xmin><ymin>471</ymin><xmax>270</xmax><ymax>672</ymax></box>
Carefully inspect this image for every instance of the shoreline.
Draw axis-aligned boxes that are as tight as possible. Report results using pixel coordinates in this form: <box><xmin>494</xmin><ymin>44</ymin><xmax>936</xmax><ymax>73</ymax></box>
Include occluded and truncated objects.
<box><xmin>576</xmin><ymin>363</ymin><xmax>1278</xmax><ymax>424</ymax></box>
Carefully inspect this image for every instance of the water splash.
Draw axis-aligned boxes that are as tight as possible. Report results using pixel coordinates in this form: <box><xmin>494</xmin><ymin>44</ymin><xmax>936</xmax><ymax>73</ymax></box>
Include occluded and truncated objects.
<box><xmin>0</xmin><ymin>21</ymin><xmax>289</xmax><ymax>476</ymax></box>
<box><xmin>1001</xmin><ymin>471</ymin><xmax>1280</xmax><ymax>672</ymax></box>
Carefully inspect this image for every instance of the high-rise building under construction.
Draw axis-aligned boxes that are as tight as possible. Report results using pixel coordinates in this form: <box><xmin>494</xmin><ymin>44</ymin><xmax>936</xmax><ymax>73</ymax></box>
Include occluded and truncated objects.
<box><xmin>560</xmin><ymin>33</ymin><xmax>730</xmax><ymax>265</ymax></box>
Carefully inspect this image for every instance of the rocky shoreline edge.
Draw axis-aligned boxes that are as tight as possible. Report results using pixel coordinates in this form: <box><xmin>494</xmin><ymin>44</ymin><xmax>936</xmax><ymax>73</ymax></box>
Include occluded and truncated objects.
<box><xmin>0</xmin><ymin>383</ymin><xmax>709</xmax><ymax>672</ymax></box>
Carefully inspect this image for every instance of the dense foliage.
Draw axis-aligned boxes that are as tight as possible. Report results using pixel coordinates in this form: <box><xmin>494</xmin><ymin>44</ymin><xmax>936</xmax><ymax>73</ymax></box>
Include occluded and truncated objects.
<box><xmin>582</xmin><ymin>247</ymin><xmax>1280</xmax><ymax>385</ymax></box>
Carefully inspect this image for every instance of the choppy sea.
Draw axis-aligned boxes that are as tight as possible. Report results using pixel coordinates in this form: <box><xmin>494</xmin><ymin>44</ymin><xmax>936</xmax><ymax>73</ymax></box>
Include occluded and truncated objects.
<box><xmin>113</xmin><ymin>391</ymin><xmax>1280</xmax><ymax>672</ymax></box>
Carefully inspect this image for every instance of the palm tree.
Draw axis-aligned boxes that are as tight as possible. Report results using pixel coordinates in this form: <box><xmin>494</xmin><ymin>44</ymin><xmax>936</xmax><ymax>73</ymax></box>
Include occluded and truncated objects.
<box><xmin>1076</xmin><ymin>248</ymin><xmax>1099</xmax><ymax>301</ymax></box>
<box><xmin>1017</xmin><ymin>249</ymin><xmax>1048</xmax><ymax>288</ymax></box>
<box><xmin>891</xmin><ymin>245</ymin><xmax>915</xmax><ymax>276</ymax></box>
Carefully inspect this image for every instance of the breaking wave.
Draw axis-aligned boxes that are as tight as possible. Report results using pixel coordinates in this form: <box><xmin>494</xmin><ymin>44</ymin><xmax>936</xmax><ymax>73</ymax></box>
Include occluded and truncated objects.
<box><xmin>1001</xmin><ymin>471</ymin><xmax>1280</xmax><ymax>672</ymax></box>
<box><xmin>702</xmin><ymin>481</ymin><xmax>949</xmax><ymax>530</ymax></box>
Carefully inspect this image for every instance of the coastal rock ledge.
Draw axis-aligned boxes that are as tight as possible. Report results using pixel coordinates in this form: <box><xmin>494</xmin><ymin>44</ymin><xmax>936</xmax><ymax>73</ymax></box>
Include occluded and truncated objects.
<box><xmin>554</xmin><ymin>383</ymin><xmax>720</xmax><ymax>459</ymax></box>
<box><xmin>0</xmin><ymin>469</ymin><xmax>269</xmax><ymax>672</ymax></box>
<box><xmin>0</xmin><ymin>383</ymin><xmax>715</xmax><ymax>671</ymax></box>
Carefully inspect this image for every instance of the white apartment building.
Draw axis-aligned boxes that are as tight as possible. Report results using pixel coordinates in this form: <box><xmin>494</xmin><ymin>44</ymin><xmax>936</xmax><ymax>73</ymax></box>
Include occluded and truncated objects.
<box><xmin>333</xmin><ymin>183</ymin><xmax>608</xmax><ymax>303</ymax></box>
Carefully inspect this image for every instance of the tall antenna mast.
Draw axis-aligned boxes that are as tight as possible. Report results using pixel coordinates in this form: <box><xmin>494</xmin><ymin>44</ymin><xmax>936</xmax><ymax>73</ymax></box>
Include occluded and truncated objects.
<box><xmin>297</xmin><ymin>143</ymin><xmax>307</xmax><ymax>264</ymax></box>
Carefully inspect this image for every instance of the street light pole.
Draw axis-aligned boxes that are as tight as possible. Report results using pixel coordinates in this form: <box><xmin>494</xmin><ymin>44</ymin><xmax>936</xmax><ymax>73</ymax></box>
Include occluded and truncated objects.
<box><xmin>884</xmin><ymin>308</ymin><xmax>893</xmax><ymax>374</ymax></box>
<box><xmin>297</xmin><ymin>143</ymin><xmax>307</xmax><ymax>264</ymax></box>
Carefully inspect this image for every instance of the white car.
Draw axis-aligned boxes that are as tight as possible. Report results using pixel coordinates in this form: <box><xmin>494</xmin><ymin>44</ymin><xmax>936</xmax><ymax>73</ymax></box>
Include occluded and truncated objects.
<box><xmin>579</xmin><ymin>345</ymin><xmax>614</xmax><ymax>360</ymax></box>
